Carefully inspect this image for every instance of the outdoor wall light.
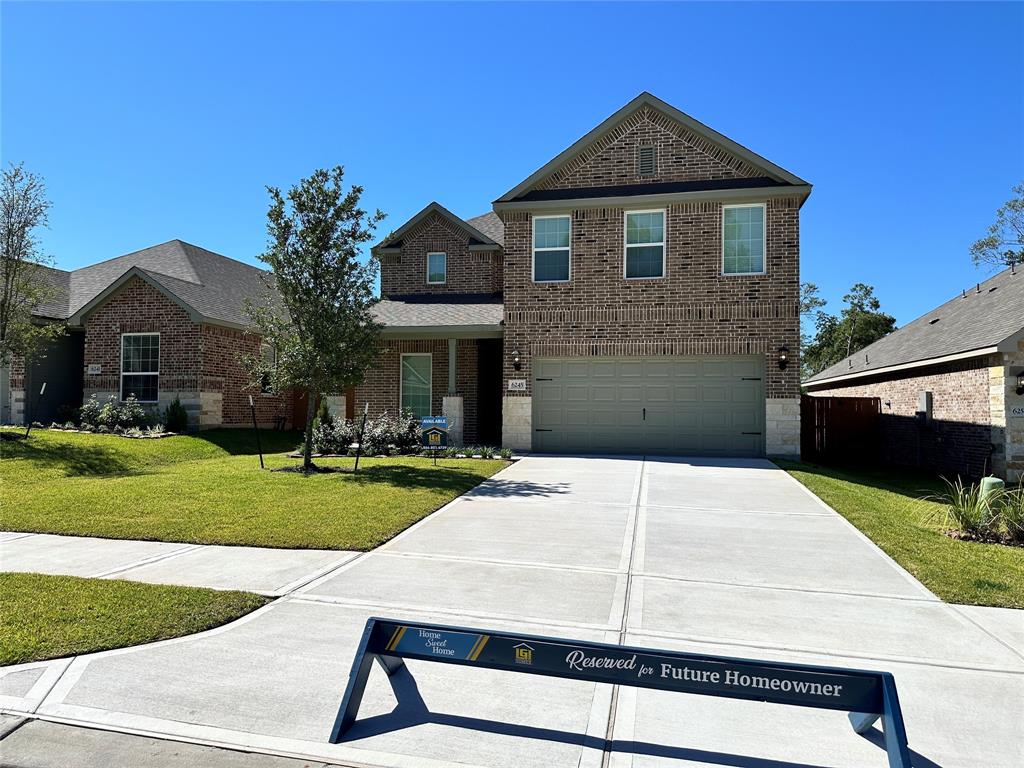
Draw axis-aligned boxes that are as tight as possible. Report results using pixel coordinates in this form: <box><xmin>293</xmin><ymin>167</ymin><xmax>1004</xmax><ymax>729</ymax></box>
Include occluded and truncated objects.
<box><xmin>1016</xmin><ymin>371</ymin><xmax>1024</xmax><ymax>396</ymax></box>
<box><xmin>777</xmin><ymin>345</ymin><xmax>789</xmax><ymax>370</ymax></box>
<box><xmin>512</xmin><ymin>350</ymin><xmax>522</xmax><ymax>371</ymax></box>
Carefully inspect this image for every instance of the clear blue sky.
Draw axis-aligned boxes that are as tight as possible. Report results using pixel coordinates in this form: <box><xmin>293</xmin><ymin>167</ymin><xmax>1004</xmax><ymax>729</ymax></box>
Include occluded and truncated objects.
<box><xmin>3</xmin><ymin>1</ymin><xmax>1022</xmax><ymax>326</ymax></box>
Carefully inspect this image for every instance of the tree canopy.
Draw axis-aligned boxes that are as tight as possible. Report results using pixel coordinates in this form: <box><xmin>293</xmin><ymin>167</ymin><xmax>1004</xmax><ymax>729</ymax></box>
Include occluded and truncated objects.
<box><xmin>970</xmin><ymin>181</ymin><xmax>1024</xmax><ymax>270</ymax></box>
<box><xmin>801</xmin><ymin>283</ymin><xmax>896</xmax><ymax>379</ymax></box>
<box><xmin>246</xmin><ymin>166</ymin><xmax>385</xmax><ymax>471</ymax></box>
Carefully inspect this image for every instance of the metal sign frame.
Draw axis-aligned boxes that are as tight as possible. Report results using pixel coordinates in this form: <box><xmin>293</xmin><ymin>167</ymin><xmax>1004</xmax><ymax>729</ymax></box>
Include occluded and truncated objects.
<box><xmin>330</xmin><ymin>617</ymin><xmax>911</xmax><ymax>767</ymax></box>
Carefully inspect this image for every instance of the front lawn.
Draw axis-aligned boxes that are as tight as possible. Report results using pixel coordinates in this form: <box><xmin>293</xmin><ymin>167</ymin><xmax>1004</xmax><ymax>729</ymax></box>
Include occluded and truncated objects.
<box><xmin>0</xmin><ymin>429</ymin><xmax>507</xmax><ymax>550</ymax></box>
<box><xmin>779</xmin><ymin>461</ymin><xmax>1024</xmax><ymax>608</ymax></box>
<box><xmin>0</xmin><ymin>573</ymin><xmax>268</xmax><ymax>665</ymax></box>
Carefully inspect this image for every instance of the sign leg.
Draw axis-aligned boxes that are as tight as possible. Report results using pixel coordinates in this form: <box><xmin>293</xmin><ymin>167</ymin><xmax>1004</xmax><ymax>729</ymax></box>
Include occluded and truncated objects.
<box><xmin>848</xmin><ymin>710</ymin><xmax>880</xmax><ymax>734</ymax></box>
<box><xmin>375</xmin><ymin>654</ymin><xmax>406</xmax><ymax>677</ymax></box>
<box><xmin>880</xmin><ymin>675</ymin><xmax>913</xmax><ymax>768</ymax></box>
<box><xmin>329</xmin><ymin>619</ymin><xmax>377</xmax><ymax>743</ymax></box>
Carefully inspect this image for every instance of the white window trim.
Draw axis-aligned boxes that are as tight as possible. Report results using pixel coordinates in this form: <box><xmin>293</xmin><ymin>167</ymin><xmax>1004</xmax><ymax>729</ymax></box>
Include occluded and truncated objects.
<box><xmin>399</xmin><ymin>352</ymin><xmax>432</xmax><ymax>417</ymax></box>
<box><xmin>721</xmin><ymin>202</ymin><xmax>767</xmax><ymax>277</ymax></box>
<box><xmin>426</xmin><ymin>252</ymin><xmax>447</xmax><ymax>285</ymax></box>
<box><xmin>120</xmin><ymin>332</ymin><xmax>160</xmax><ymax>403</ymax></box>
<box><xmin>532</xmin><ymin>214</ymin><xmax>572</xmax><ymax>284</ymax></box>
<box><xmin>623</xmin><ymin>208</ymin><xmax>667</xmax><ymax>280</ymax></box>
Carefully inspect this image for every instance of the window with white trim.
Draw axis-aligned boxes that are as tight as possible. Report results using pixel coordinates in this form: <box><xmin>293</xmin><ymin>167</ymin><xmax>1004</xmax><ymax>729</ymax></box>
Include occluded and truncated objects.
<box><xmin>426</xmin><ymin>252</ymin><xmax>447</xmax><ymax>284</ymax></box>
<box><xmin>722</xmin><ymin>204</ymin><xmax>765</xmax><ymax>275</ymax></box>
<box><xmin>533</xmin><ymin>215</ymin><xmax>570</xmax><ymax>282</ymax></box>
<box><xmin>121</xmin><ymin>333</ymin><xmax>159</xmax><ymax>402</ymax></box>
<box><xmin>625</xmin><ymin>210</ymin><xmax>665</xmax><ymax>279</ymax></box>
<box><xmin>400</xmin><ymin>353</ymin><xmax>432</xmax><ymax>418</ymax></box>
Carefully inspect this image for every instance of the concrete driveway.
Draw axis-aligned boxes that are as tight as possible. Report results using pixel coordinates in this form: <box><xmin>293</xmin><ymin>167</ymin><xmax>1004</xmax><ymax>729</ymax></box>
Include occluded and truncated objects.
<box><xmin>2</xmin><ymin>456</ymin><xmax>1022</xmax><ymax>767</ymax></box>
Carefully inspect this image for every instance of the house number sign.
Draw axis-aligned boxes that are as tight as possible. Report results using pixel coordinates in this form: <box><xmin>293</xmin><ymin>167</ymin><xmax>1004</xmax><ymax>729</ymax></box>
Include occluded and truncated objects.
<box><xmin>1012</xmin><ymin>406</ymin><xmax>1024</xmax><ymax>418</ymax></box>
<box><xmin>507</xmin><ymin>379</ymin><xmax>527</xmax><ymax>392</ymax></box>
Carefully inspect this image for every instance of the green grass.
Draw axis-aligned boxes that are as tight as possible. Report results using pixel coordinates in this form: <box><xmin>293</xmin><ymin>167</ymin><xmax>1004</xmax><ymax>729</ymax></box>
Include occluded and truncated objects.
<box><xmin>0</xmin><ymin>573</ymin><xmax>268</xmax><ymax>665</ymax></box>
<box><xmin>779</xmin><ymin>461</ymin><xmax>1024</xmax><ymax>608</ymax></box>
<box><xmin>0</xmin><ymin>428</ymin><xmax>507</xmax><ymax>550</ymax></box>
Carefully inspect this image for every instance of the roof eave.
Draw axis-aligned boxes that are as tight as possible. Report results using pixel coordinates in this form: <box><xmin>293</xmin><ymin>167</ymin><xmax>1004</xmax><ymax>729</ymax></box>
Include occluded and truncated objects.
<box><xmin>494</xmin><ymin>184</ymin><xmax>811</xmax><ymax>213</ymax></box>
<box><xmin>380</xmin><ymin>324</ymin><xmax>503</xmax><ymax>340</ymax></box>
<box><xmin>373</xmin><ymin>201</ymin><xmax>501</xmax><ymax>252</ymax></box>
<box><xmin>66</xmin><ymin>267</ymin><xmax>205</xmax><ymax>328</ymax></box>
<box><xmin>803</xmin><ymin>346</ymin><xmax>1002</xmax><ymax>388</ymax></box>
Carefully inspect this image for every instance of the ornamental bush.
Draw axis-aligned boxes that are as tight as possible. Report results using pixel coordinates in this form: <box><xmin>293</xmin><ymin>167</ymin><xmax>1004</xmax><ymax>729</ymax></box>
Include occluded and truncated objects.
<box><xmin>163</xmin><ymin>397</ymin><xmax>188</xmax><ymax>433</ymax></box>
<box><xmin>311</xmin><ymin>414</ymin><xmax>358</xmax><ymax>455</ymax></box>
<box><xmin>361</xmin><ymin>410</ymin><xmax>420</xmax><ymax>455</ymax></box>
<box><xmin>80</xmin><ymin>394</ymin><xmax>151</xmax><ymax>430</ymax></box>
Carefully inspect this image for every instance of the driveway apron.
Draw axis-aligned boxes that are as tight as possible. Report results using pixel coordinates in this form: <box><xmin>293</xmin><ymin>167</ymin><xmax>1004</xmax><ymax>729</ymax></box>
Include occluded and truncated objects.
<box><xmin>3</xmin><ymin>456</ymin><xmax>1022</xmax><ymax>767</ymax></box>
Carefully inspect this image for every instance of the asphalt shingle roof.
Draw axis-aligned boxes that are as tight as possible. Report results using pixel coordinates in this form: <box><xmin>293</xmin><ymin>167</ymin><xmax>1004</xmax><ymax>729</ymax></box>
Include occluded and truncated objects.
<box><xmin>371</xmin><ymin>293</ymin><xmax>503</xmax><ymax>329</ymax></box>
<box><xmin>30</xmin><ymin>265</ymin><xmax>72</xmax><ymax>320</ymax></box>
<box><xmin>465</xmin><ymin>212</ymin><xmax>504</xmax><ymax>246</ymax></box>
<box><xmin>806</xmin><ymin>266</ymin><xmax>1024</xmax><ymax>384</ymax></box>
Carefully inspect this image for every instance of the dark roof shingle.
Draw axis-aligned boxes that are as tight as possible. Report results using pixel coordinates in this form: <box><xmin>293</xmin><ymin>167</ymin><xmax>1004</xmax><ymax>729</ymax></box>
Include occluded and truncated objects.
<box><xmin>371</xmin><ymin>293</ymin><xmax>503</xmax><ymax>329</ymax></box>
<box><xmin>806</xmin><ymin>267</ymin><xmax>1024</xmax><ymax>384</ymax></box>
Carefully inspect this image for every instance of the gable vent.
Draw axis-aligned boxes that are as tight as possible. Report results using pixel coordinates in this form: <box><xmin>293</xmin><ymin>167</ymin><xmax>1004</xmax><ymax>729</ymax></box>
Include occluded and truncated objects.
<box><xmin>637</xmin><ymin>146</ymin><xmax>656</xmax><ymax>177</ymax></box>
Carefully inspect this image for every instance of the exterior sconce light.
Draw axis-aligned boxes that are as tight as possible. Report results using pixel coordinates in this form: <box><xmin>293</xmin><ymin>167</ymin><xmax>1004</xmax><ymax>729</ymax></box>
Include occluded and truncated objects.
<box><xmin>777</xmin><ymin>345</ymin><xmax>789</xmax><ymax>370</ymax></box>
<box><xmin>512</xmin><ymin>350</ymin><xmax>522</xmax><ymax>371</ymax></box>
<box><xmin>1017</xmin><ymin>372</ymin><xmax>1024</xmax><ymax>396</ymax></box>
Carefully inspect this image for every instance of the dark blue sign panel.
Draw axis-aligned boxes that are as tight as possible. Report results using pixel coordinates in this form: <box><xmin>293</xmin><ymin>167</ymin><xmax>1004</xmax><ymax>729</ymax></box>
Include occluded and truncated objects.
<box><xmin>330</xmin><ymin>618</ymin><xmax>911</xmax><ymax>767</ymax></box>
<box><xmin>420</xmin><ymin>416</ymin><xmax>448</xmax><ymax>451</ymax></box>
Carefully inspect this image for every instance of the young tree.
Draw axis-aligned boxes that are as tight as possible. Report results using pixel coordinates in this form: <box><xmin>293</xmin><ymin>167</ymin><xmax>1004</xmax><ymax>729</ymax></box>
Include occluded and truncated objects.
<box><xmin>246</xmin><ymin>166</ymin><xmax>385</xmax><ymax>472</ymax></box>
<box><xmin>970</xmin><ymin>182</ymin><xmax>1024</xmax><ymax>270</ymax></box>
<box><xmin>802</xmin><ymin>283</ymin><xmax>896</xmax><ymax>377</ymax></box>
<box><xmin>0</xmin><ymin>163</ymin><xmax>63</xmax><ymax>365</ymax></box>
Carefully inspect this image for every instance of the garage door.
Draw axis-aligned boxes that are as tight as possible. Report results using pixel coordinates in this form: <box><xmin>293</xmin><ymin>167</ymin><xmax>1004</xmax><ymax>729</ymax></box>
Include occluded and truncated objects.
<box><xmin>532</xmin><ymin>356</ymin><xmax>765</xmax><ymax>456</ymax></box>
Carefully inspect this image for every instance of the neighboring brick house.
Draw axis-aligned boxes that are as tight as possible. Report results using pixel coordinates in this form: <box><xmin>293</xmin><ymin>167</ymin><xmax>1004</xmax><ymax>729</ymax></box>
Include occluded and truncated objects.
<box><xmin>2</xmin><ymin>241</ymin><xmax>296</xmax><ymax>430</ymax></box>
<box><xmin>804</xmin><ymin>266</ymin><xmax>1024</xmax><ymax>481</ymax></box>
<box><xmin>362</xmin><ymin>92</ymin><xmax>811</xmax><ymax>456</ymax></box>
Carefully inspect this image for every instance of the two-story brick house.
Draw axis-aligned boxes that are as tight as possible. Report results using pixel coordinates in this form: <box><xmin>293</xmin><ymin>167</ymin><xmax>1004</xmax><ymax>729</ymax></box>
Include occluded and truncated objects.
<box><xmin>365</xmin><ymin>92</ymin><xmax>810</xmax><ymax>456</ymax></box>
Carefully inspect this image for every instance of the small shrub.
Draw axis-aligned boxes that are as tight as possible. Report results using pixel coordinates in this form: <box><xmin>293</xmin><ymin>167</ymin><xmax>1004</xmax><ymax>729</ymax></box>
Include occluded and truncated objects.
<box><xmin>362</xmin><ymin>410</ymin><xmax>420</xmax><ymax>455</ymax></box>
<box><xmin>96</xmin><ymin>425</ymin><xmax>111</xmax><ymax>434</ymax></box>
<box><xmin>79</xmin><ymin>395</ymin><xmax>102</xmax><ymax>428</ymax></box>
<box><xmin>499</xmin><ymin>447</ymin><xmax>513</xmax><ymax>460</ymax></box>
<box><xmin>312</xmin><ymin>415</ymin><xmax>358</xmax><ymax>455</ymax></box>
<box><xmin>1000</xmin><ymin>487</ymin><xmax>1024</xmax><ymax>544</ymax></box>
<box><xmin>923</xmin><ymin>477</ymin><xmax>1000</xmax><ymax>539</ymax></box>
<box><xmin>164</xmin><ymin>397</ymin><xmax>188</xmax><ymax>433</ymax></box>
<box><xmin>479</xmin><ymin>446</ymin><xmax>495</xmax><ymax>459</ymax></box>
<box><xmin>31</xmin><ymin>421</ymin><xmax>44</xmax><ymax>429</ymax></box>
<box><xmin>312</xmin><ymin>399</ymin><xmax>331</xmax><ymax>432</ymax></box>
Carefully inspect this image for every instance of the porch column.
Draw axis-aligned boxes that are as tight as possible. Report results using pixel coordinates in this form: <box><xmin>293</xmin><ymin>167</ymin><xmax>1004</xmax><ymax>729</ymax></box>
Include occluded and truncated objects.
<box><xmin>442</xmin><ymin>338</ymin><xmax>463</xmax><ymax>445</ymax></box>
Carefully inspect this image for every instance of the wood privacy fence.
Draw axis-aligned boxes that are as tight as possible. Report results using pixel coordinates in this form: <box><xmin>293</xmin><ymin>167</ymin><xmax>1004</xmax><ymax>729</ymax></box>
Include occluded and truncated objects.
<box><xmin>801</xmin><ymin>395</ymin><xmax>881</xmax><ymax>465</ymax></box>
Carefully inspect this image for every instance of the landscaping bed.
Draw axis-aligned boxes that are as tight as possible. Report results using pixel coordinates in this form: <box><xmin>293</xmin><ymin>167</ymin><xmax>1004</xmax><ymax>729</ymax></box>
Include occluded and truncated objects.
<box><xmin>779</xmin><ymin>460</ymin><xmax>1024</xmax><ymax>608</ymax></box>
<box><xmin>0</xmin><ymin>428</ymin><xmax>508</xmax><ymax>550</ymax></box>
<box><xmin>0</xmin><ymin>573</ymin><xmax>268</xmax><ymax>665</ymax></box>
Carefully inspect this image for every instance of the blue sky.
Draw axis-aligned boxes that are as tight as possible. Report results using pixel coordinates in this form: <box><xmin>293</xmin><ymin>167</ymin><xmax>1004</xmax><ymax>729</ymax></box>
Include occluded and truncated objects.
<box><xmin>3</xmin><ymin>1</ymin><xmax>1022</xmax><ymax>327</ymax></box>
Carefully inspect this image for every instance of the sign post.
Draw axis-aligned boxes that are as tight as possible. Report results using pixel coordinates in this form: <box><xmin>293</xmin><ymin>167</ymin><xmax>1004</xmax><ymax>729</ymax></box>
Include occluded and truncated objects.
<box><xmin>330</xmin><ymin>617</ymin><xmax>912</xmax><ymax>767</ymax></box>
<box><xmin>248</xmin><ymin>395</ymin><xmax>264</xmax><ymax>469</ymax></box>
<box><xmin>353</xmin><ymin>402</ymin><xmax>369</xmax><ymax>473</ymax></box>
<box><xmin>24</xmin><ymin>382</ymin><xmax>47</xmax><ymax>438</ymax></box>
<box><xmin>420</xmin><ymin>416</ymin><xmax>448</xmax><ymax>466</ymax></box>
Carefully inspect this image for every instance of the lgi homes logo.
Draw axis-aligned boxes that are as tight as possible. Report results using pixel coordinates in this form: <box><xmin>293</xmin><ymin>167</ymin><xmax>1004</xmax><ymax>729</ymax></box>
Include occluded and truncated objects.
<box><xmin>513</xmin><ymin>643</ymin><xmax>534</xmax><ymax>665</ymax></box>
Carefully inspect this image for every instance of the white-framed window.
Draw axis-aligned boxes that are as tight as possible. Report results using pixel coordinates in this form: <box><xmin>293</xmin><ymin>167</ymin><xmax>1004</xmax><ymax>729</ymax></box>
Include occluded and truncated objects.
<box><xmin>400</xmin><ymin>353</ymin><xmax>432</xmax><ymax>418</ymax></box>
<box><xmin>121</xmin><ymin>332</ymin><xmax>159</xmax><ymax>402</ymax></box>
<box><xmin>532</xmin><ymin>215</ymin><xmax>571</xmax><ymax>283</ymax></box>
<box><xmin>722</xmin><ymin>203</ymin><xmax>766</xmax><ymax>275</ymax></box>
<box><xmin>624</xmin><ymin>209</ymin><xmax>666</xmax><ymax>279</ymax></box>
<box><xmin>259</xmin><ymin>342</ymin><xmax>277</xmax><ymax>394</ymax></box>
<box><xmin>426</xmin><ymin>252</ymin><xmax>447</xmax><ymax>284</ymax></box>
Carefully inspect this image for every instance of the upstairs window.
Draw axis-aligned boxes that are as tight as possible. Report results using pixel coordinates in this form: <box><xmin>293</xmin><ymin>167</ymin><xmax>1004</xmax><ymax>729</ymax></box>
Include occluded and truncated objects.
<box><xmin>121</xmin><ymin>333</ymin><xmax>159</xmax><ymax>402</ymax></box>
<box><xmin>625</xmin><ymin>210</ymin><xmax>665</xmax><ymax>279</ymax></box>
<box><xmin>427</xmin><ymin>252</ymin><xmax>447</xmax><ymax>284</ymax></box>
<box><xmin>400</xmin><ymin>353</ymin><xmax>432</xmax><ymax>418</ymax></box>
<box><xmin>533</xmin><ymin>215</ymin><xmax>571</xmax><ymax>282</ymax></box>
<box><xmin>723</xmin><ymin>204</ymin><xmax>765</xmax><ymax>275</ymax></box>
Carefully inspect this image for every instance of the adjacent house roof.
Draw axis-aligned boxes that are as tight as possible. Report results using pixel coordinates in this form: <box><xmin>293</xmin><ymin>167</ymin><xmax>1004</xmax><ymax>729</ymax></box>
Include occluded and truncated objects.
<box><xmin>374</xmin><ymin>202</ymin><xmax>502</xmax><ymax>254</ymax></box>
<box><xmin>465</xmin><ymin>211</ymin><xmax>504</xmax><ymax>246</ymax></box>
<box><xmin>371</xmin><ymin>293</ymin><xmax>503</xmax><ymax>338</ymax></box>
<box><xmin>33</xmin><ymin>240</ymin><xmax>278</xmax><ymax>330</ymax></box>
<box><xmin>805</xmin><ymin>267</ymin><xmax>1024</xmax><ymax>387</ymax></box>
<box><xmin>495</xmin><ymin>91</ymin><xmax>810</xmax><ymax>205</ymax></box>
<box><xmin>30</xmin><ymin>265</ymin><xmax>72</xmax><ymax>321</ymax></box>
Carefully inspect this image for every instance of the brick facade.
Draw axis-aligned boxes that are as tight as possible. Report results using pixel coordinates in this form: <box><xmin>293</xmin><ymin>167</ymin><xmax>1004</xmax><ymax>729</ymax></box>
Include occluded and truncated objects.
<box><xmin>379</xmin><ymin>211</ymin><xmax>501</xmax><ymax>297</ymax></box>
<box><xmin>806</xmin><ymin>356</ymin><xmax>1002</xmax><ymax>479</ymax></box>
<box><xmin>352</xmin><ymin>338</ymin><xmax>482</xmax><ymax>445</ymax></box>
<box><xmin>80</xmin><ymin>275</ymin><xmax>293</xmax><ymax>429</ymax></box>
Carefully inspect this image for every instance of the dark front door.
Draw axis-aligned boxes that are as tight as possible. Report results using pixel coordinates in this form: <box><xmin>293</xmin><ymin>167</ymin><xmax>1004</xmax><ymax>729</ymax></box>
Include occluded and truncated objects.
<box><xmin>476</xmin><ymin>338</ymin><xmax>503</xmax><ymax>446</ymax></box>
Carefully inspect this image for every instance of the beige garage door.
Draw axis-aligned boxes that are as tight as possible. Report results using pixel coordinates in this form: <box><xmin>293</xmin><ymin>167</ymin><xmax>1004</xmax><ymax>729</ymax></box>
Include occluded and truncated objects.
<box><xmin>532</xmin><ymin>356</ymin><xmax>765</xmax><ymax>456</ymax></box>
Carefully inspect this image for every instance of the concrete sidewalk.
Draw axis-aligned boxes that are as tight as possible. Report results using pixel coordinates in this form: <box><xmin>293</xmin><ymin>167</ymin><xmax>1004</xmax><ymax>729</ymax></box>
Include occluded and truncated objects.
<box><xmin>0</xmin><ymin>533</ymin><xmax>357</xmax><ymax>595</ymax></box>
<box><xmin>2</xmin><ymin>456</ymin><xmax>1022</xmax><ymax>767</ymax></box>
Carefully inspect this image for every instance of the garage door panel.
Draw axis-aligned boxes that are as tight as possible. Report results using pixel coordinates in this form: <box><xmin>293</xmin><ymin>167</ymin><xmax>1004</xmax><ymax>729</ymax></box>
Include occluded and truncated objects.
<box><xmin>533</xmin><ymin>356</ymin><xmax>764</xmax><ymax>457</ymax></box>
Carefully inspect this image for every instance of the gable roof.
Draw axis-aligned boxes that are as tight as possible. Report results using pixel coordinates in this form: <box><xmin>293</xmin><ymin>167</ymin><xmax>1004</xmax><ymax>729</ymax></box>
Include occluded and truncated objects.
<box><xmin>36</xmin><ymin>240</ymin><xmax>277</xmax><ymax>329</ymax></box>
<box><xmin>805</xmin><ymin>267</ymin><xmax>1024</xmax><ymax>387</ymax></box>
<box><xmin>29</xmin><ymin>264</ymin><xmax>72</xmax><ymax>321</ymax></box>
<box><xmin>465</xmin><ymin>211</ymin><xmax>504</xmax><ymax>246</ymax></box>
<box><xmin>374</xmin><ymin>202</ymin><xmax>502</xmax><ymax>254</ymax></box>
<box><xmin>496</xmin><ymin>91</ymin><xmax>809</xmax><ymax>204</ymax></box>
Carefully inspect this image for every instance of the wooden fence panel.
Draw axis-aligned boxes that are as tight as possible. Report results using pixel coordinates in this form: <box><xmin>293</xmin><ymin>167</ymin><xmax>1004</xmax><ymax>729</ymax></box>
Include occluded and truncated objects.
<box><xmin>801</xmin><ymin>395</ymin><xmax>881</xmax><ymax>465</ymax></box>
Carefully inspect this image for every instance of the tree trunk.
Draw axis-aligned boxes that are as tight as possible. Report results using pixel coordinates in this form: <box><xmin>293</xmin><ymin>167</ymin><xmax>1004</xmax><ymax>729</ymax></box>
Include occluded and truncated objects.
<box><xmin>302</xmin><ymin>389</ymin><xmax>317</xmax><ymax>473</ymax></box>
